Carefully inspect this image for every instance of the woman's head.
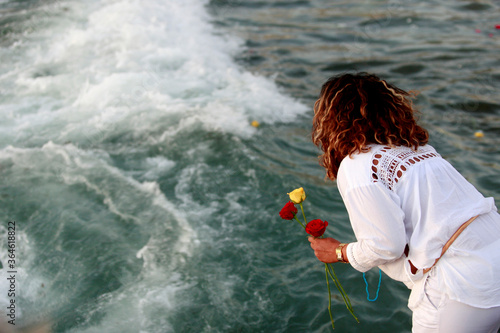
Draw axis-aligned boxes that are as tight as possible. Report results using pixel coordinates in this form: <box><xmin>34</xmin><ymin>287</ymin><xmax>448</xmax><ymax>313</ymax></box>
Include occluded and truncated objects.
<box><xmin>312</xmin><ymin>72</ymin><xmax>428</xmax><ymax>180</ymax></box>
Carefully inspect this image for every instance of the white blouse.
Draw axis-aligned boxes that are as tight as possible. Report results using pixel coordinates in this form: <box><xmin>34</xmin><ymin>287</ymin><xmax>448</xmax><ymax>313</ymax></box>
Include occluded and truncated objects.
<box><xmin>337</xmin><ymin>144</ymin><xmax>500</xmax><ymax>309</ymax></box>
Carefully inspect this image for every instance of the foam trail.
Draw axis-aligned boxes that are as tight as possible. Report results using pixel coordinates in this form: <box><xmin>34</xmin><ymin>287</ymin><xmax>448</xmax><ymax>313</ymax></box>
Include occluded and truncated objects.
<box><xmin>0</xmin><ymin>0</ymin><xmax>307</xmax><ymax>148</ymax></box>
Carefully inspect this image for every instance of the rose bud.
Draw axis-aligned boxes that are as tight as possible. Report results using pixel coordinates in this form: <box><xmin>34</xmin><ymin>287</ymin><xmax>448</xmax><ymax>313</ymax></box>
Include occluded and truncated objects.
<box><xmin>287</xmin><ymin>187</ymin><xmax>306</xmax><ymax>204</ymax></box>
<box><xmin>279</xmin><ymin>201</ymin><xmax>298</xmax><ymax>220</ymax></box>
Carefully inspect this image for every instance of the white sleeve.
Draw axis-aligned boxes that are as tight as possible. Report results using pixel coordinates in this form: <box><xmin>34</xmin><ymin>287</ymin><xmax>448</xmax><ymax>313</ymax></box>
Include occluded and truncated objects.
<box><xmin>341</xmin><ymin>183</ymin><xmax>407</xmax><ymax>274</ymax></box>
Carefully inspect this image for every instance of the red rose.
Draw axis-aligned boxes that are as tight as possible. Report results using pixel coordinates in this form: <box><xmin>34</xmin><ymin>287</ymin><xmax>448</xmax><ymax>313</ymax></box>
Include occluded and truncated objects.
<box><xmin>305</xmin><ymin>219</ymin><xmax>328</xmax><ymax>237</ymax></box>
<box><xmin>279</xmin><ymin>201</ymin><xmax>298</xmax><ymax>220</ymax></box>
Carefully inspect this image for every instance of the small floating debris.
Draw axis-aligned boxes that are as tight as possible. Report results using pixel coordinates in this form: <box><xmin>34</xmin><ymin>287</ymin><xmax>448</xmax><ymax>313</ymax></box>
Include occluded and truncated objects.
<box><xmin>474</xmin><ymin>130</ymin><xmax>484</xmax><ymax>138</ymax></box>
<box><xmin>251</xmin><ymin>120</ymin><xmax>260</xmax><ymax>128</ymax></box>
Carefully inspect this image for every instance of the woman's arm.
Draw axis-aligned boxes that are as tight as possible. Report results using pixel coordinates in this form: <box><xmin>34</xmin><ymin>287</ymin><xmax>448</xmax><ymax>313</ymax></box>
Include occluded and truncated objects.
<box><xmin>309</xmin><ymin>237</ymin><xmax>416</xmax><ymax>286</ymax></box>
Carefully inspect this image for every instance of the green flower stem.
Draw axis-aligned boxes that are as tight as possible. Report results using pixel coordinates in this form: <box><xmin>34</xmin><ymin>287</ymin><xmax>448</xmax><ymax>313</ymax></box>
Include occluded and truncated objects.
<box><xmin>329</xmin><ymin>265</ymin><xmax>354</xmax><ymax>312</ymax></box>
<box><xmin>299</xmin><ymin>203</ymin><xmax>308</xmax><ymax>225</ymax></box>
<box><xmin>325</xmin><ymin>263</ymin><xmax>335</xmax><ymax>330</ymax></box>
<box><xmin>327</xmin><ymin>265</ymin><xmax>350</xmax><ymax>307</ymax></box>
<box><xmin>293</xmin><ymin>216</ymin><xmax>306</xmax><ymax>230</ymax></box>
<box><xmin>327</xmin><ymin>264</ymin><xmax>360</xmax><ymax>323</ymax></box>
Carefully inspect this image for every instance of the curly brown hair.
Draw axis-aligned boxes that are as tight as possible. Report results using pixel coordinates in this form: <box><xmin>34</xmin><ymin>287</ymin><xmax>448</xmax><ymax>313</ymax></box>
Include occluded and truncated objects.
<box><xmin>312</xmin><ymin>72</ymin><xmax>429</xmax><ymax>180</ymax></box>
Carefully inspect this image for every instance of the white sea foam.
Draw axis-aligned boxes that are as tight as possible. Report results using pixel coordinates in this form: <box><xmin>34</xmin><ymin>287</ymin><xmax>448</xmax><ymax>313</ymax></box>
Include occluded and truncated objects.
<box><xmin>1</xmin><ymin>0</ymin><xmax>307</xmax><ymax>148</ymax></box>
<box><xmin>142</xmin><ymin>156</ymin><xmax>176</xmax><ymax>180</ymax></box>
<box><xmin>1</xmin><ymin>141</ymin><xmax>195</xmax><ymax>243</ymax></box>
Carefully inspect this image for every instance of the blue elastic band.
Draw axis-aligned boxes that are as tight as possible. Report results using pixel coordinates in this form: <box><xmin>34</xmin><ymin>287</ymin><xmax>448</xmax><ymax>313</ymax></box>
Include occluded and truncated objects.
<box><xmin>362</xmin><ymin>268</ymin><xmax>382</xmax><ymax>302</ymax></box>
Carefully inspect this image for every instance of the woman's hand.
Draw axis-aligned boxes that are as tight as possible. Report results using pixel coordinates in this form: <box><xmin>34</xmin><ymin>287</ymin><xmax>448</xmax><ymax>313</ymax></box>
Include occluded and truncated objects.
<box><xmin>308</xmin><ymin>237</ymin><xmax>341</xmax><ymax>263</ymax></box>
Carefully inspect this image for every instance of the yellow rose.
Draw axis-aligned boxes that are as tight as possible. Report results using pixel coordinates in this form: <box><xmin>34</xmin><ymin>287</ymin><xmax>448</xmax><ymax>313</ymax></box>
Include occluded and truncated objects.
<box><xmin>288</xmin><ymin>187</ymin><xmax>306</xmax><ymax>204</ymax></box>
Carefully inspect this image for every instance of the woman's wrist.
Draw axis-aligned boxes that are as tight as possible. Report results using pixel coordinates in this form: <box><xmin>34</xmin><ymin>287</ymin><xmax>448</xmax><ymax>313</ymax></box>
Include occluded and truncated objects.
<box><xmin>336</xmin><ymin>243</ymin><xmax>349</xmax><ymax>263</ymax></box>
<box><xmin>342</xmin><ymin>243</ymin><xmax>349</xmax><ymax>263</ymax></box>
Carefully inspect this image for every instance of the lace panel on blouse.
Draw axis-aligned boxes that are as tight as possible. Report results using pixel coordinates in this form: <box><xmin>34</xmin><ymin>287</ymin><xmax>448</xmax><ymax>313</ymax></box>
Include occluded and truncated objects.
<box><xmin>371</xmin><ymin>146</ymin><xmax>440</xmax><ymax>191</ymax></box>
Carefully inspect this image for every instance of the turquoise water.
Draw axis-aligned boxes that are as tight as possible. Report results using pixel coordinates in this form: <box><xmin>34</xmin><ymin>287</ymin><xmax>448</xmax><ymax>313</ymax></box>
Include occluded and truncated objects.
<box><xmin>0</xmin><ymin>0</ymin><xmax>499</xmax><ymax>332</ymax></box>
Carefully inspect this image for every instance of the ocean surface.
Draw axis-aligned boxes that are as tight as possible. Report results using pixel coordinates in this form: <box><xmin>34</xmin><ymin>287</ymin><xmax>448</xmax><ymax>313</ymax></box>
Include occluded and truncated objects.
<box><xmin>0</xmin><ymin>0</ymin><xmax>499</xmax><ymax>332</ymax></box>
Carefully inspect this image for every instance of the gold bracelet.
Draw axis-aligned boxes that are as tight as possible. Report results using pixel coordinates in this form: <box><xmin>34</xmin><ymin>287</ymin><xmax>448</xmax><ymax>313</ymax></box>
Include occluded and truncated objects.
<box><xmin>336</xmin><ymin>243</ymin><xmax>348</xmax><ymax>263</ymax></box>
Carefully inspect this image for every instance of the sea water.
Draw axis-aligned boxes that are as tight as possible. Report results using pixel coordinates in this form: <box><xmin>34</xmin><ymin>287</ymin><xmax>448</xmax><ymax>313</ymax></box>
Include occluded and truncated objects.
<box><xmin>0</xmin><ymin>0</ymin><xmax>499</xmax><ymax>332</ymax></box>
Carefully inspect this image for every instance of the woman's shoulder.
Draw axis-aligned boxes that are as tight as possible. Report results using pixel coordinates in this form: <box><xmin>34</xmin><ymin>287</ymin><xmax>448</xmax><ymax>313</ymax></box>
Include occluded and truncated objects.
<box><xmin>370</xmin><ymin>144</ymin><xmax>441</xmax><ymax>190</ymax></box>
<box><xmin>338</xmin><ymin>144</ymin><xmax>441</xmax><ymax>191</ymax></box>
<box><xmin>337</xmin><ymin>145</ymin><xmax>380</xmax><ymax>190</ymax></box>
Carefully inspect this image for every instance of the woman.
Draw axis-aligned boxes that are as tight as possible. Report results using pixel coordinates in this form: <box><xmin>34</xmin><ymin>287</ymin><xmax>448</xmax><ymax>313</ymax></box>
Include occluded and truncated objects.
<box><xmin>308</xmin><ymin>73</ymin><xmax>500</xmax><ymax>332</ymax></box>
